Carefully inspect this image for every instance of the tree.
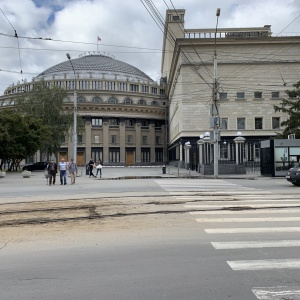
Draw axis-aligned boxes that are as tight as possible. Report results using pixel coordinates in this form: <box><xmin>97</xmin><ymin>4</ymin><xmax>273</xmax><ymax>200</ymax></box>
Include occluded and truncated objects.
<box><xmin>0</xmin><ymin>110</ymin><xmax>49</xmax><ymax>171</ymax></box>
<box><xmin>274</xmin><ymin>81</ymin><xmax>300</xmax><ymax>138</ymax></box>
<box><xmin>15</xmin><ymin>80</ymin><xmax>82</xmax><ymax>158</ymax></box>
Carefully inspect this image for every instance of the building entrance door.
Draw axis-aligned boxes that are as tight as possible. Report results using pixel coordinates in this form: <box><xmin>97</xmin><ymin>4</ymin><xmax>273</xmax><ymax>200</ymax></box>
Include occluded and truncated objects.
<box><xmin>59</xmin><ymin>152</ymin><xmax>68</xmax><ymax>162</ymax></box>
<box><xmin>126</xmin><ymin>151</ymin><xmax>134</xmax><ymax>166</ymax></box>
<box><xmin>77</xmin><ymin>152</ymin><xmax>84</xmax><ymax>166</ymax></box>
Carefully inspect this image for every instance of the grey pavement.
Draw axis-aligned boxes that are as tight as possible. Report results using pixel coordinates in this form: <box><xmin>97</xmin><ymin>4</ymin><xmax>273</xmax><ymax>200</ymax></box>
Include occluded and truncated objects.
<box><xmin>0</xmin><ymin>165</ymin><xmax>262</xmax><ymax>183</ymax></box>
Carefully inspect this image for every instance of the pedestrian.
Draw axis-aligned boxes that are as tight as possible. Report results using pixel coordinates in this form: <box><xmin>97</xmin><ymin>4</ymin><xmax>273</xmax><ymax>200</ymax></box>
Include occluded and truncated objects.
<box><xmin>88</xmin><ymin>158</ymin><xmax>95</xmax><ymax>178</ymax></box>
<box><xmin>58</xmin><ymin>157</ymin><xmax>68</xmax><ymax>185</ymax></box>
<box><xmin>95</xmin><ymin>159</ymin><xmax>103</xmax><ymax>178</ymax></box>
<box><xmin>68</xmin><ymin>158</ymin><xmax>78</xmax><ymax>185</ymax></box>
<box><xmin>47</xmin><ymin>160</ymin><xmax>57</xmax><ymax>186</ymax></box>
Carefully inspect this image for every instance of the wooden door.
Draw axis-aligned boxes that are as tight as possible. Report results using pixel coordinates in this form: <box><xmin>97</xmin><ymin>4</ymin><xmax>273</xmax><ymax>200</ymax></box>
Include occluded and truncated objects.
<box><xmin>126</xmin><ymin>151</ymin><xmax>134</xmax><ymax>166</ymax></box>
<box><xmin>77</xmin><ymin>152</ymin><xmax>84</xmax><ymax>166</ymax></box>
<box><xmin>59</xmin><ymin>152</ymin><xmax>68</xmax><ymax>162</ymax></box>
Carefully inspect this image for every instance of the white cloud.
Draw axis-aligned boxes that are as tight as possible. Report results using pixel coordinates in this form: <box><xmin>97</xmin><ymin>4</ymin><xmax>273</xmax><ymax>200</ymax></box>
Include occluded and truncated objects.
<box><xmin>0</xmin><ymin>0</ymin><xmax>299</xmax><ymax>94</ymax></box>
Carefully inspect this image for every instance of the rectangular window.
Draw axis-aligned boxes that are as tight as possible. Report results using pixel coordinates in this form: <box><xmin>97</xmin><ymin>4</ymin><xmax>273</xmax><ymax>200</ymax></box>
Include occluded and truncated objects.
<box><xmin>125</xmin><ymin>119</ymin><xmax>135</xmax><ymax>127</ymax></box>
<box><xmin>94</xmin><ymin>135</ymin><xmax>100</xmax><ymax>143</ymax></box>
<box><xmin>109</xmin><ymin>149</ymin><xmax>120</xmax><ymax>162</ymax></box>
<box><xmin>92</xmin><ymin>149</ymin><xmax>103</xmax><ymax>162</ymax></box>
<box><xmin>92</xmin><ymin>81</ymin><xmax>102</xmax><ymax>90</ymax></box>
<box><xmin>92</xmin><ymin>118</ymin><xmax>102</xmax><ymax>126</ymax></box>
<box><xmin>155</xmin><ymin>149</ymin><xmax>163</xmax><ymax>162</ymax></box>
<box><xmin>141</xmin><ymin>149</ymin><xmax>150</xmax><ymax>162</ymax></box>
<box><xmin>271</xmin><ymin>91</ymin><xmax>280</xmax><ymax>99</ymax></box>
<box><xmin>272</xmin><ymin>117</ymin><xmax>280</xmax><ymax>129</ymax></box>
<box><xmin>109</xmin><ymin>118</ymin><xmax>119</xmax><ymax>126</ymax></box>
<box><xmin>221</xmin><ymin>118</ymin><xmax>228</xmax><ymax>130</ymax></box>
<box><xmin>151</xmin><ymin>87</ymin><xmax>157</xmax><ymax>94</ymax></box>
<box><xmin>130</xmin><ymin>84</ymin><xmax>139</xmax><ymax>92</ymax></box>
<box><xmin>155</xmin><ymin>120</ymin><xmax>162</xmax><ymax>129</ymax></box>
<box><xmin>142</xmin><ymin>86</ymin><xmax>149</xmax><ymax>93</ymax></box>
<box><xmin>127</xmin><ymin>135</ymin><xmax>133</xmax><ymax>144</ymax></box>
<box><xmin>254</xmin><ymin>91</ymin><xmax>262</xmax><ymax>99</ymax></box>
<box><xmin>78</xmin><ymin>135</ymin><xmax>83</xmax><ymax>144</ymax></box>
<box><xmin>119</xmin><ymin>83</ymin><xmax>127</xmax><ymax>91</ymax></box>
<box><xmin>160</xmin><ymin>89</ymin><xmax>165</xmax><ymax>96</ymax></box>
<box><xmin>105</xmin><ymin>82</ymin><xmax>115</xmax><ymax>90</ymax></box>
<box><xmin>142</xmin><ymin>136</ymin><xmax>148</xmax><ymax>145</ymax></box>
<box><xmin>255</xmin><ymin>117</ymin><xmax>263</xmax><ymax>129</ymax></box>
<box><xmin>111</xmin><ymin>135</ymin><xmax>117</xmax><ymax>144</ymax></box>
<box><xmin>236</xmin><ymin>92</ymin><xmax>245</xmax><ymax>99</ymax></box>
<box><xmin>220</xmin><ymin>142</ymin><xmax>228</xmax><ymax>159</ymax></box>
<box><xmin>219</xmin><ymin>92</ymin><xmax>227</xmax><ymax>101</ymax></box>
<box><xmin>237</xmin><ymin>118</ymin><xmax>246</xmax><ymax>130</ymax></box>
<box><xmin>156</xmin><ymin>136</ymin><xmax>161</xmax><ymax>145</ymax></box>
<box><xmin>141</xmin><ymin>120</ymin><xmax>149</xmax><ymax>127</ymax></box>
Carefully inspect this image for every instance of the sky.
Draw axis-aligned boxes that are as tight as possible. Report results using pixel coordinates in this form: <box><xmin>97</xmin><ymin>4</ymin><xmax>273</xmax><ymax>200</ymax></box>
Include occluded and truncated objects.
<box><xmin>0</xmin><ymin>0</ymin><xmax>299</xmax><ymax>95</ymax></box>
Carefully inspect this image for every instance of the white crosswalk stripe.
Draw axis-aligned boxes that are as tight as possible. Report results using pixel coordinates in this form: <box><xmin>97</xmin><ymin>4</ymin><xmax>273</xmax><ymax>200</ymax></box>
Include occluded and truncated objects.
<box><xmin>252</xmin><ymin>286</ymin><xmax>300</xmax><ymax>299</ymax></box>
<box><xmin>162</xmin><ymin>179</ymin><xmax>300</xmax><ymax>300</ymax></box>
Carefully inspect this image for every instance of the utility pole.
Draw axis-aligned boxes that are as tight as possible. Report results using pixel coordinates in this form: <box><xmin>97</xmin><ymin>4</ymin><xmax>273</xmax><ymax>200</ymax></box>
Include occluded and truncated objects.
<box><xmin>66</xmin><ymin>53</ymin><xmax>77</xmax><ymax>164</ymax></box>
<box><xmin>213</xmin><ymin>8</ymin><xmax>221</xmax><ymax>179</ymax></box>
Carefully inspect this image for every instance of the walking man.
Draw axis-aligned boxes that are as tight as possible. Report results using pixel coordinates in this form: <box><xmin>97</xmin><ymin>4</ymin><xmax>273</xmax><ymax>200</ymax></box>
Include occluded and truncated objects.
<box><xmin>58</xmin><ymin>158</ymin><xmax>67</xmax><ymax>185</ymax></box>
<box><xmin>47</xmin><ymin>160</ymin><xmax>57</xmax><ymax>185</ymax></box>
<box><xmin>68</xmin><ymin>158</ymin><xmax>78</xmax><ymax>185</ymax></box>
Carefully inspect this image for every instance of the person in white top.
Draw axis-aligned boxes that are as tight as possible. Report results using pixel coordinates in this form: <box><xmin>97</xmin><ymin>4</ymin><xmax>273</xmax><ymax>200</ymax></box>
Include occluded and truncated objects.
<box><xmin>58</xmin><ymin>158</ymin><xmax>68</xmax><ymax>185</ymax></box>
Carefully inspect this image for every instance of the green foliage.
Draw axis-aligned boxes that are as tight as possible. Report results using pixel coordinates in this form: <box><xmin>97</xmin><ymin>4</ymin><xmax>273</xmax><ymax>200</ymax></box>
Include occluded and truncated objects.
<box><xmin>274</xmin><ymin>81</ymin><xmax>300</xmax><ymax>138</ymax></box>
<box><xmin>15</xmin><ymin>80</ymin><xmax>83</xmax><ymax>157</ymax></box>
<box><xmin>0</xmin><ymin>110</ymin><xmax>49</xmax><ymax>168</ymax></box>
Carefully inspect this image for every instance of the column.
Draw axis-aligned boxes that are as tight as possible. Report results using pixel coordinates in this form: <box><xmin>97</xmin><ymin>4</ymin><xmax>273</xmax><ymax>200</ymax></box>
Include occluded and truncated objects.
<box><xmin>234</xmin><ymin>132</ymin><xmax>246</xmax><ymax>165</ymax></box>
<box><xmin>119</xmin><ymin>120</ymin><xmax>125</xmax><ymax>164</ymax></box>
<box><xmin>135</xmin><ymin>121</ymin><xmax>141</xmax><ymax>163</ymax></box>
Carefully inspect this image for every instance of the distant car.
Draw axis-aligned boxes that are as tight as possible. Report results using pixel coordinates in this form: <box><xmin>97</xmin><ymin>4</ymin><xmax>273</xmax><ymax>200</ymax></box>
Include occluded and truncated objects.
<box><xmin>286</xmin><ymin>166</ymin><xmax>300</xmax><ymax>186</ymax></box>
<box><xmin>22</xmin><ymin>162</ymin><xmax>48</xmax><ymax>171</ymax></box>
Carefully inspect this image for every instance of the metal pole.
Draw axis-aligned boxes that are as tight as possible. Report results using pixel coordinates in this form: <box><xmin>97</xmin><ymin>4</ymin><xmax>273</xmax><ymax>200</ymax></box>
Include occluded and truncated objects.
<box><xmin>213</xmin><ymin>8</ymin><xmax>221</xmax><ymax>179</ymax></box>
<box><xmin>66</xmin><ymin>53</ymin><xmax>77</xmax><ymax>164</ymax></box>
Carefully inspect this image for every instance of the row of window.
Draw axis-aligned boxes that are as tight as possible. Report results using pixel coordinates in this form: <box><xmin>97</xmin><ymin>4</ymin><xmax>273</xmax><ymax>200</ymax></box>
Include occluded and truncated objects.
<box><xmin>220</xmin><ymin>117</ymin><xmax>281</xmax><ymax>130</ymax></box>
<box><xmin>219</xmin><ymin>91</ymin><xmax>281</xmax><ymax>100</ymax></box>
<box><xmin>6</xmin><ymin>81</ymin><xmax>165</xmax><ymax>96</ymax></box>
<box><xmin>64</xmin><ymin>96</ymin><xmax>163</xmax><ymax>106</ymax></box>
<box><xmin>91</xmin><ymin>118</ymin><xmax>164</xmax><ymax>128</ymax></box>
<box><xmin>107</xmin><ymin>135</ymin><xmax>162</xmax><ymax>145</ymax></box>
<box><xmin>63</xmin><ymin>135</ymin><xmax>163</xmax><ymax>145</ymax></box>
<box><xmin>91</xmin><ymin>148</ymin><xmax>164</xmax><ymax>163</ymax></box>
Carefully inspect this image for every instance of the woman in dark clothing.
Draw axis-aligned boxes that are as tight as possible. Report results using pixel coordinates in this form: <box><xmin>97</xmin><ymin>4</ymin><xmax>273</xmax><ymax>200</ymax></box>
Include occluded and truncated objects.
<box><xmin>88</xmin><ymin>158</ymin><xmax>95</xmax><ymax>178</ymax></box>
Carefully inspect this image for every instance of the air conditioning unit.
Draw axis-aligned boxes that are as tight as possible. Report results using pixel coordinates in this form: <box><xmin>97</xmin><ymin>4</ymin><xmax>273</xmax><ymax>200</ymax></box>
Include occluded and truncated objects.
<box><xmin>288</xmin><ymin>134</ymin><xmax>296</xmax><ymax>139</ymax></box>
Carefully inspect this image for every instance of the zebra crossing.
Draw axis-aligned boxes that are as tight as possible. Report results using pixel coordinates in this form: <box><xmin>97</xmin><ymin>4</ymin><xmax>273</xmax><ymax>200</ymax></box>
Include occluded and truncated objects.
<box><xmin>161</xmin><ymin>179</ymin><xmax>300</xmax><ymax>300</ymax></box>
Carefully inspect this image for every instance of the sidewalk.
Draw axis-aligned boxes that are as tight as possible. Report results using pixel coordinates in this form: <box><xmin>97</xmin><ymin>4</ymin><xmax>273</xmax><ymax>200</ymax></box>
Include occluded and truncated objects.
<box><xmin>72</xmin><ymin>165</ymin><xmax>261</xmax><ymax>180</ymax></box>
<box><xmin>0</xmin><ymin>165</ymin><xmax>262</xmax><ymax>182</ymax></box>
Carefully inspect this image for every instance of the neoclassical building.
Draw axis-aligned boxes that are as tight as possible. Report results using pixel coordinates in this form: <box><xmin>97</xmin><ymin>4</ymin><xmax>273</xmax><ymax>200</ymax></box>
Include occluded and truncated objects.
<box><xmin>161</xmin><ymin>9</ymin><xmax>300</xmax><ymax>174</ymax></box>
<box><xmin>1</xmin><ymin>54</ymin><xmax>168</xmax><ymax>166</ymax></box>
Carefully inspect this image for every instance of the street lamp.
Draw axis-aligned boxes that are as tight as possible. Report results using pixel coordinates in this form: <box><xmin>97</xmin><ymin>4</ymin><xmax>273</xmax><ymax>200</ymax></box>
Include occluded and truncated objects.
<box><xmin>66</xmin><ymin>53</ymin><xmax>77</xmax><ymax>164</ymax></box>
<box><xmin>212</xmin><ymin>8</ymin><xmax>221</xmax><ymax>178</ymax></box>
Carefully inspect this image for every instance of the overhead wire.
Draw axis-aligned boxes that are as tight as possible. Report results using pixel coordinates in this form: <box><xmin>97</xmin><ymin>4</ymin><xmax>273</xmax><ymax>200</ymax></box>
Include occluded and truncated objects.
<box><xmin>141</xmin><ymin>0</ymin><xmax>213</xmax><ymax>90</ymax></box>
<box><xmin>0</xmin><ymin>8</ymin><xmax>23</xmax><ymax>83</ymax></box>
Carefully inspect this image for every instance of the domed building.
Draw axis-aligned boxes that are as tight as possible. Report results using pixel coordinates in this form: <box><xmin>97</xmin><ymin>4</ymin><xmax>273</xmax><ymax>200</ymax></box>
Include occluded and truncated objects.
<box><xmin>1</xmin><ymin>53</ymin><xmax>168</xmax><ymax>166</ymax></box>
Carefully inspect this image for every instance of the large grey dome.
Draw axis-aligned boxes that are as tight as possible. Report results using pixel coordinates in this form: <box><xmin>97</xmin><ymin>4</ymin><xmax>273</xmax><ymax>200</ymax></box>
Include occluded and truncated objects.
<box><xmin>37</xmin><ymin>54</ymin><xmax>153</xmax><ymax>81</ymax></box>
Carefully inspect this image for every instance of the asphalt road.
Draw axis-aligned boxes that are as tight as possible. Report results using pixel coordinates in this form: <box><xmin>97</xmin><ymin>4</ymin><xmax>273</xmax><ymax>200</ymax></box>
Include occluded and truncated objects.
<box><xmin>1</xmin><ymin>169</ymin><xmax>300</xmax><ymax>300</ymax></box>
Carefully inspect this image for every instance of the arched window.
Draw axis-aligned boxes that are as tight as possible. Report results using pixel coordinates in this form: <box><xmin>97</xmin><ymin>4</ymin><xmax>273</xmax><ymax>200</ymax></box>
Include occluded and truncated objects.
<box><xmin>123</xmin><ymin>98</ymin><xmax>133</xmax><ymax>104</ymax></box>
<box><xmin>77</xmin><ymin>96</ymin><xmax>86</xmax><ymax>103</ymax></box>
<box><xmin>151</xmin><ymin>100</ymin><xmax>159</xmax><ymax>106</ymax></box>
<box><xmin>107</xmin><ymin>97</ymin><xmax>118</xmax><ymax>104</ymax></box>
<box><xmin>138</xmin><ymin>99</ymin><xmax>147</xmax><ymax>105</ymax></box>
<box><xmin>92</xmin><ymin>96</ymin><xmax>102</xmax><ymax>103</ymax></box>
<box><xmin>63</xmin><ymin>97</ymin><xmax>70</xmax><ymax>103</ymax></box>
